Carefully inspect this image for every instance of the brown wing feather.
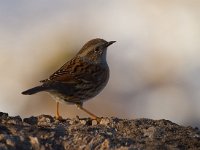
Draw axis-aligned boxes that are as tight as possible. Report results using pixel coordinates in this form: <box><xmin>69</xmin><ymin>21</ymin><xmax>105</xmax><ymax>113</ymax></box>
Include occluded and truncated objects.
<box><xmin>41</xmin><ymin>57</ymin><xmax>100</xmax><ymax>84</ymax></box>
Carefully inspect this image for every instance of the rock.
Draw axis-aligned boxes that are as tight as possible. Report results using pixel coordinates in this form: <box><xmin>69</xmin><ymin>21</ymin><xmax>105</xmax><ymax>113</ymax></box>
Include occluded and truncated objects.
<box><xmin>23</xmin><ymin>116</ymin><xmax>38</xmax><ymax>125</ymax></box>
<box><xmin>0</xmin><ymin>112</ymin><xmax>8</xmax><ymax>118</ymax></box>
<box><xmin>29</xmin><ymin>136</ymin><xmax>40</xmax><ymax>149</ymax></box>
<box><xmin>0</xmin><ymin>112</ymin><xmax>199</xmax><ymax>149</ymax></box>
<box><xmin>100</xmin><ymin>118</ymin><xmax>110</xmax><ymax>126</ymax></box>
<box><xmin>37</xmin><ymin>115</ymin><xmax>54</xmax><ymax>126</ymax></box>
<box><xmin>7</xmin><ymin>116</ymin><xmax>22</xmax><ymax>125</ymax></box>
<box><xmin>143</xmin><ymin>126</ymin><xmax>164</xmax><ymax>139</ymax></box>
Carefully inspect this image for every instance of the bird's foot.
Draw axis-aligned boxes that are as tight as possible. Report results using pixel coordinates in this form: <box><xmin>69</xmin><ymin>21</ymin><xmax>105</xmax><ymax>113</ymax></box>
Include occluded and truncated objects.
<box><xmin>55</xmin><ymin>115</ymin><xmax>63</xmax><ymax>121</ymax></box>
<box><xmin>93</xmin><ymin>117</ymin><xmax>102</xmax><ymax>124</ymax></box>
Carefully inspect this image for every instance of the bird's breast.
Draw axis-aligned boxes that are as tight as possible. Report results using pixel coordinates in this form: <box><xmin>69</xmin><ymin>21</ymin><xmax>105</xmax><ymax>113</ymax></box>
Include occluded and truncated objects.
<box><xmin>81</xmin><ymin>65</ymin><xmax>110</xmax><ymax>99</ymax></box>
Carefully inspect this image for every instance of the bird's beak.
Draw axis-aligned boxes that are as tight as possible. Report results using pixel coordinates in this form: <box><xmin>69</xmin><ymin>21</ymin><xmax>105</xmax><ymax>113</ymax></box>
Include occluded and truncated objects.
<box><xmin>106</xmin><ymin>41</ymin><xmax>116</xmax><ymax>47</ymax></box>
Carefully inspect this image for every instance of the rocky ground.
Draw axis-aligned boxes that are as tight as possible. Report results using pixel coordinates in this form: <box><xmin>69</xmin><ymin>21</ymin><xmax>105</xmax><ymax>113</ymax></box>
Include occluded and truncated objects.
<box><xmin>0</xmin><ymin>112</ymin><xmax>199</xmax><ymax>150</ymax></box>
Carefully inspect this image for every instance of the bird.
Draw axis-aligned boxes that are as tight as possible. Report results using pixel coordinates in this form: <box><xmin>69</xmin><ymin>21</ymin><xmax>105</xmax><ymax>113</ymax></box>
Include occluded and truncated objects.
<box><xmin>22</xmin><ymin>38</ymin><xmax>116</xmax><ymax>121</ymax></box>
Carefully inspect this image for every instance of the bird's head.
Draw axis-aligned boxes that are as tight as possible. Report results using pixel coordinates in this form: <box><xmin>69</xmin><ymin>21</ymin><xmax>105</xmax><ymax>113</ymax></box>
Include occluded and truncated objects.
<box><xmin>77</xmin><ymin>38</ymin><xmax>116</xmax><ymax>63</ymax></box>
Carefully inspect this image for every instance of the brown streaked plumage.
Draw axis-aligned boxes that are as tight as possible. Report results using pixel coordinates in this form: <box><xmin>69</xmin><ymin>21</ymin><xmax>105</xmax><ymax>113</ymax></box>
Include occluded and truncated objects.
<box><xmin>22</xmin><ymin>38</ymin><xmax>116</xmax><ymax>121</ymax></box>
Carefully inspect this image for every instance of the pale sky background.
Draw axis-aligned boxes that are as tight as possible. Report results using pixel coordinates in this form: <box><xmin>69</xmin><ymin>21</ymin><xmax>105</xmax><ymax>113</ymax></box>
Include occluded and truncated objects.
<box><xmin>0</xmin><ymin>0</ymin><xmax>200</xmax><ymax>128</ymax></box>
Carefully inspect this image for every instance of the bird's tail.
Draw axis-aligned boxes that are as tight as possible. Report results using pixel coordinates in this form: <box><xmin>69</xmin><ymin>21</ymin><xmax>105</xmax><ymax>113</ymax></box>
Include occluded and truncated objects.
<box><xmin>22</xmin><ymin>86</ymin><xmax>45</xmax><ymax>95</ymax></box>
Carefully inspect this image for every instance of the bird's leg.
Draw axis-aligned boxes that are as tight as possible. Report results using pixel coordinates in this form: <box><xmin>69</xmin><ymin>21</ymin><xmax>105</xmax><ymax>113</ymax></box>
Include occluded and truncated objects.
<box><xmin>55</xmin><ymin>102</ymin><xmax>62</xmax><ymax>120</ymax></box>
<box><xmin>76</xmin><ymin>103</ymin><xmax>101</xmax><ymax>123</ymax></box>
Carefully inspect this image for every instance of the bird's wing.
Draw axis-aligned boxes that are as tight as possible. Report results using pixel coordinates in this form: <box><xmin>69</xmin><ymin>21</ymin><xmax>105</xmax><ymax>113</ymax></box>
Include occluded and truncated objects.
<box><xmin>42</xmin><ymin>58</ymin><xmax>99</xmax><ymax>84</ymax></box>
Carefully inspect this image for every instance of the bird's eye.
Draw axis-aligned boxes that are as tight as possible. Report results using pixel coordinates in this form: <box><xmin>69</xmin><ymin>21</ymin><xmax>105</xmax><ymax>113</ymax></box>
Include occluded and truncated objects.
<box><xmin>94</xmin><ymin>47</ymin><xmax>100</xmax><ymax>52</ymax></box>
<box><xmin>94</xmin><ymin>47</ymin><xmax>99</xmax><ymax>52</ymax></box>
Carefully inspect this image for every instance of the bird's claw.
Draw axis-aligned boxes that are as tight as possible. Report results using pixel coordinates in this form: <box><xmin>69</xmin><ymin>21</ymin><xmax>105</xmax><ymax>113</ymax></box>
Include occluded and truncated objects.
<box><xmin>94</xmin><ymin>117</ymin><xmax>102</xmax><ymax>124</ymax></box>
<box><xmin>55</xmin><ymin>115</ymin><xmax>63</xmax><ymax>121</ymax></box>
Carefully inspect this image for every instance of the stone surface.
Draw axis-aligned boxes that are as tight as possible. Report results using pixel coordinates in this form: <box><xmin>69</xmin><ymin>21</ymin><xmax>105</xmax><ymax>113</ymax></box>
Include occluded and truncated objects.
<box><xmin>0</xmin><ymin>112</ymin><xmax>199</xmax><ymax>150</ymax></box>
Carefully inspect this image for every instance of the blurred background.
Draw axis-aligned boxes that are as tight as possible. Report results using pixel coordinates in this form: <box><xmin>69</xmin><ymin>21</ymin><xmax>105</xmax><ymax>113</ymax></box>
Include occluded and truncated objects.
<box><xmin>0</xmin><ymin>0</ymin><xmax>200</xmax><ymax>128</ymax></box>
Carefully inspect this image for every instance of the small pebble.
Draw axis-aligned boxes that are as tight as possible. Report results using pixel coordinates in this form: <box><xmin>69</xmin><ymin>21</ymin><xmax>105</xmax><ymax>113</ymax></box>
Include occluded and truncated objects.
<box><xmin>6</xmin><ymin>139</ymin><xmax>15</xmax><ymax>147</ymax></box>
<box><xmin>100</xmin><ymin>118</ymin><xmax>110</xmax><ymax>125</ymax></box>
